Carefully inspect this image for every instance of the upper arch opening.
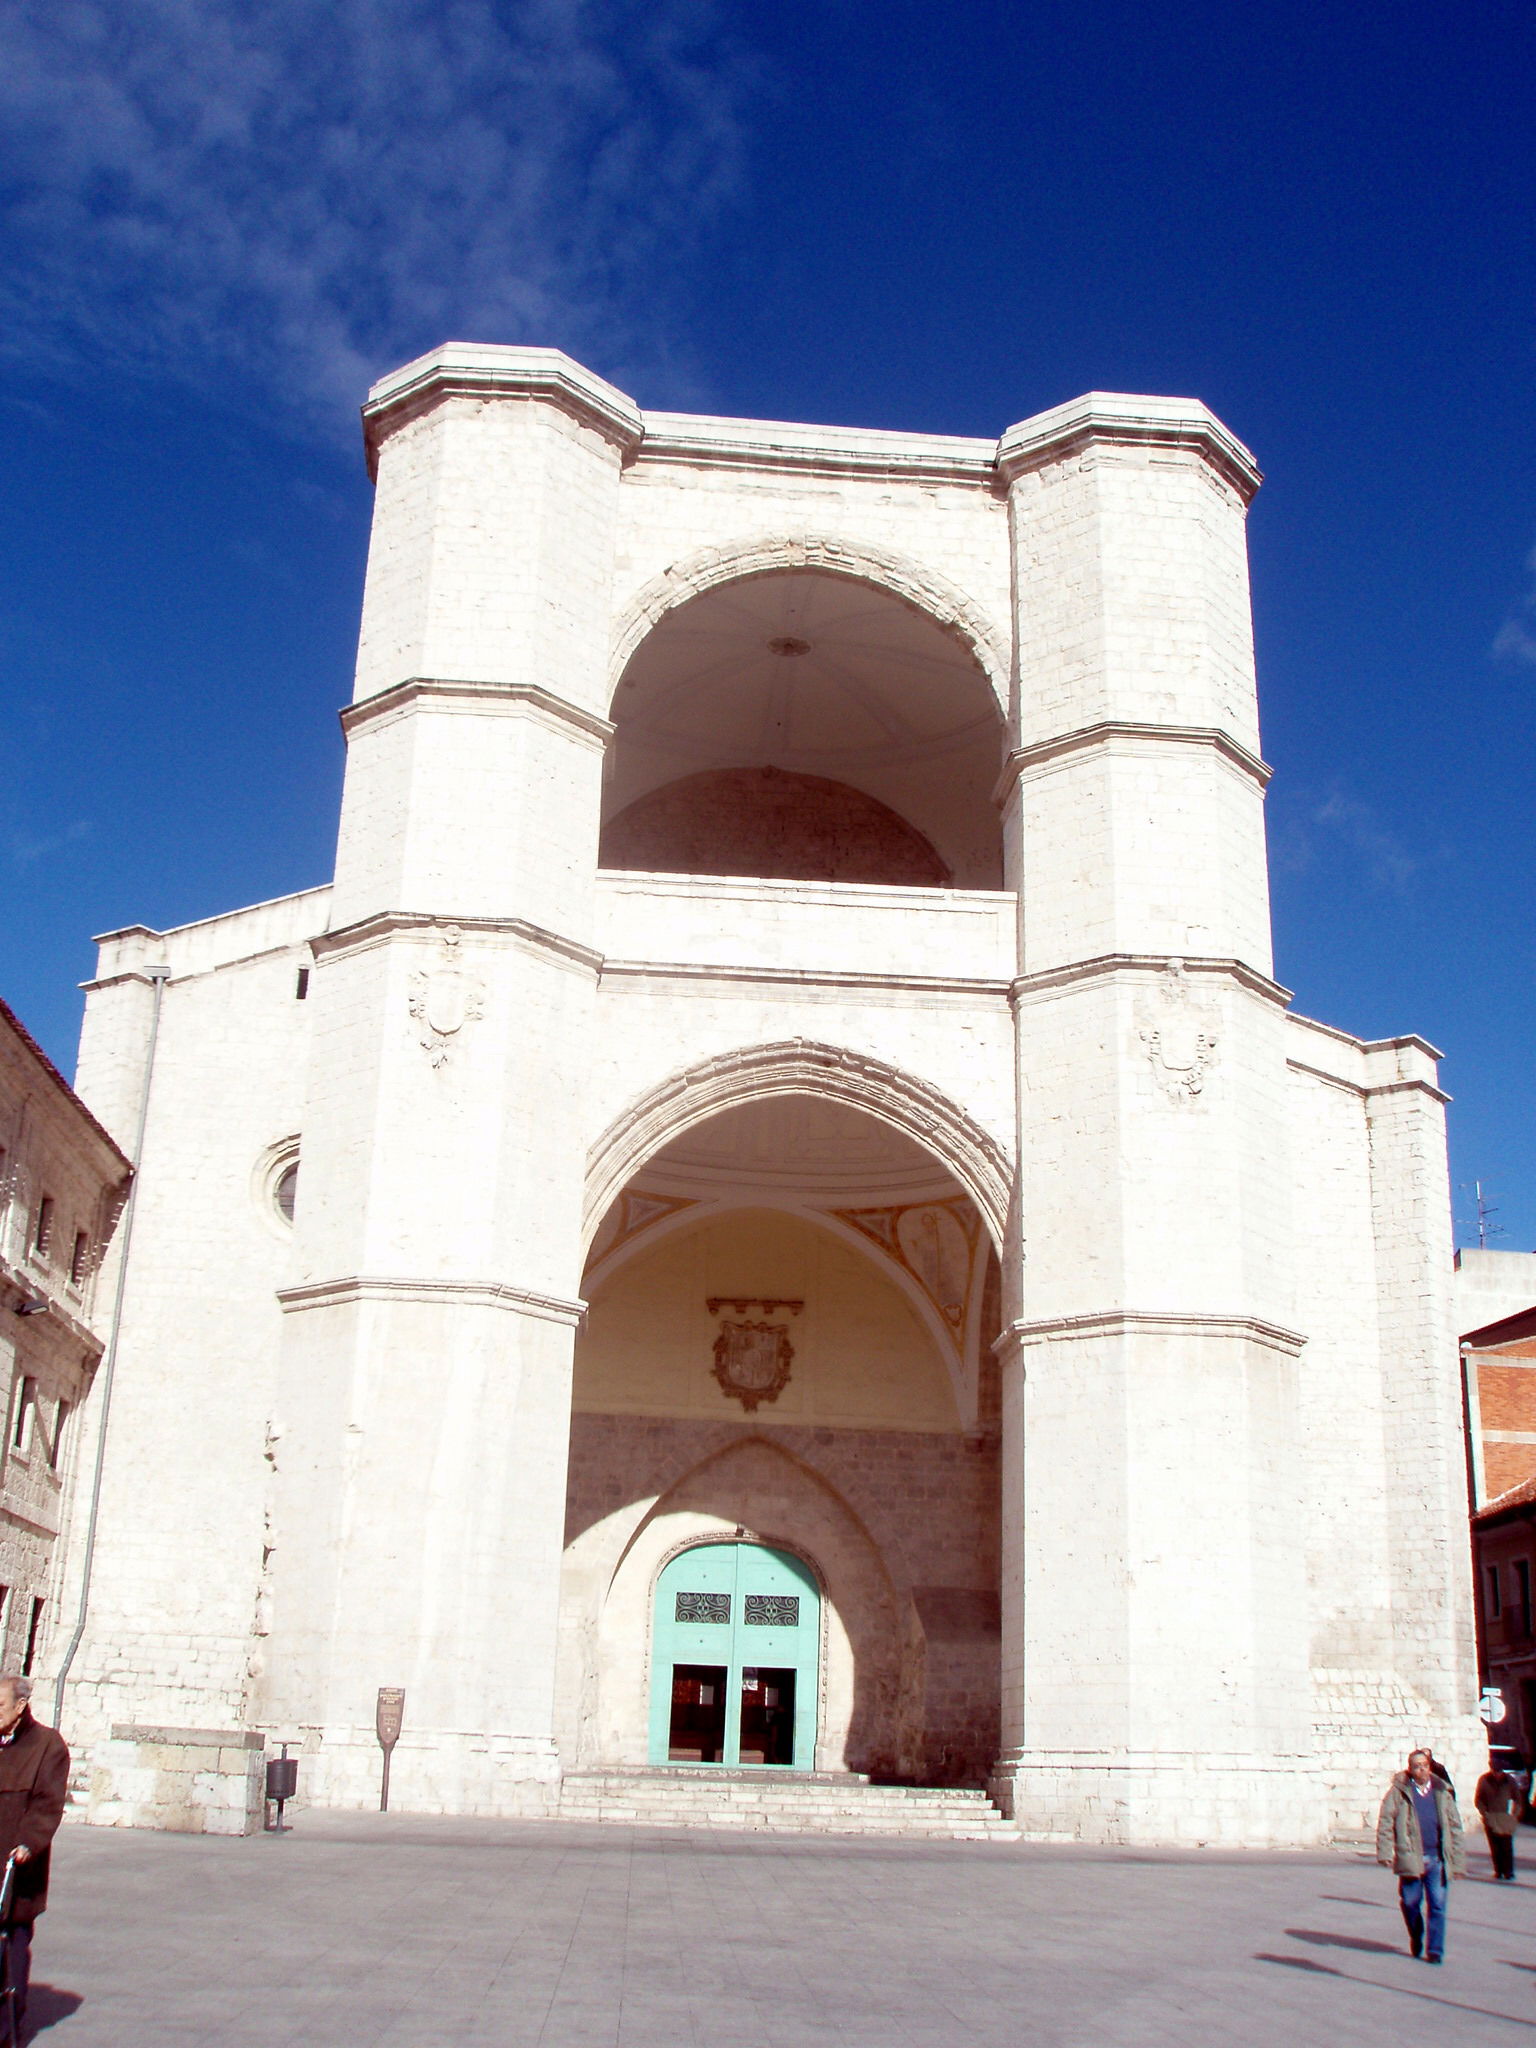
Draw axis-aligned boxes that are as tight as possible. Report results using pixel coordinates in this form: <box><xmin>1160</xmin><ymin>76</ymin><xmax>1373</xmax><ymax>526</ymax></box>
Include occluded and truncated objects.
<box><xmin>601</xmin><ymin>569</ymin><xmax>1006</xmax><ymax>889</ymax></box>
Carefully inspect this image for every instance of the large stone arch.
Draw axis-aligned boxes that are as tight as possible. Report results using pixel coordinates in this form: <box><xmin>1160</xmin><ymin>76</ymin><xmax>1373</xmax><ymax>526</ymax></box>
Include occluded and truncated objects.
<box><xmin>582</xmin><ymin>1039</ymin><xmax>1014</xmax><ymax>1252</ymax></box>
<box><xmin>607</xmin><ymin>532</ymin><xmax>1012</xmax><ymax>712</ymax></box>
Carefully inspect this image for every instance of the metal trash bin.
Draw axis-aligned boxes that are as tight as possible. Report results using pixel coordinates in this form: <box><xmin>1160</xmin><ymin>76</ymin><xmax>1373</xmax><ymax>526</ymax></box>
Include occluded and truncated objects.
<box><xmin>265</xmin><ymin>1751</ymin><xmax>298</xmax><ymax>1831</ymax></box>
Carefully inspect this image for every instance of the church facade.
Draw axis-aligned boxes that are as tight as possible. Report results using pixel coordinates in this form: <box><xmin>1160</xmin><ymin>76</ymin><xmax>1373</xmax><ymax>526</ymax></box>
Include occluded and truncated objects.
<box><xmin>56</xmin><ymin>346</ymin><xmax>1480</xmax><ymax>1844</ymax></box>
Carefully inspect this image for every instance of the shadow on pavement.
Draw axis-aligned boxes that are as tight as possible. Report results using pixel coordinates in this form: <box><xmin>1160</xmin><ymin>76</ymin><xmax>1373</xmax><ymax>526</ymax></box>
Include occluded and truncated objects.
<box><xmin>1256</xmin><ymin>1953</ymin><xmax>1536</xmax><ymax>2028</ymax></box>
<box><xmin>27</xmin><ymin>1984</ymin><xmax>83</xmax><ymax>2035</ymax></box>
<box><xmin>1286</xmin><ymin>1927</ymin><xmax>1401</xmax><ymax>1955</ymax></box>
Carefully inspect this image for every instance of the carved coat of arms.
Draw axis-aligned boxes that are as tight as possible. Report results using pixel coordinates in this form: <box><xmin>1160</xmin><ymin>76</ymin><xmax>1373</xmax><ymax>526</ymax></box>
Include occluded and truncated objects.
<box><xmin>708</xmin><ymin>1297</ymin><xmax>802</xmax><ymax>1412</ymax></box>
<box><xmin>1136</xmin><ymin>959</ymin><xmax>1220</xmax><ymax>1103</ymax></box>
<box><xmin>408</xmin><ymin>926</ymin><xmax>485</xmax><ymax>1068</ymax></box>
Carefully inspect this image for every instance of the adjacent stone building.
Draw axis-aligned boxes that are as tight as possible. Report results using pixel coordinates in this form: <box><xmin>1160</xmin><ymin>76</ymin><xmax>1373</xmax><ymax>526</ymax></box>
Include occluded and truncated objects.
<box><xmin>52</xmin><ymin>346</ymin><xmax>1482</xmax><ymax>1845</ymax></box>
<box><xmin>0</xmin><ymin>998</ymin><xmax>130</xmax><ymax>1682</ymax></box>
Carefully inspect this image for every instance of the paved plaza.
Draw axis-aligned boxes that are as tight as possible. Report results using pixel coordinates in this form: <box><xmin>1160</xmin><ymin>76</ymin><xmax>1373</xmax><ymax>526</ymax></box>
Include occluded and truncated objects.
<box><xmin>18</xmin><ymin>1813</ymin><xmax>1536</xmax><ymax>2045</ymax></box>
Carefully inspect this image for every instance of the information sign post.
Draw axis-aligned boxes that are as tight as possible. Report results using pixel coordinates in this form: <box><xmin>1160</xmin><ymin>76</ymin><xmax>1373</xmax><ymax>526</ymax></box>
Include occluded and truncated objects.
<box><xmin>376</xmin><ymin>1687</ymin><xmax>406</xmax><ymax>1811</ymax></box>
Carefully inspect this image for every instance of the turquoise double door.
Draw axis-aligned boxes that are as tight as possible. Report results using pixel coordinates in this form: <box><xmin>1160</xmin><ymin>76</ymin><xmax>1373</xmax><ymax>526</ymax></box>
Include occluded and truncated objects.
<box><xmin>649</xmin><ymin>1542</ymin><xmax>819</xmax><ymax>1768</ymax></box>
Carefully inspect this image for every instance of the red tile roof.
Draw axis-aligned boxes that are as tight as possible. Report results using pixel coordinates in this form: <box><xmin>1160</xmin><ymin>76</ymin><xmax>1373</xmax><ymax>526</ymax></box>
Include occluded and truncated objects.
<box><xmin>1477</xmin><ymin>1470</ymin><xmax>1536</xmax><ymax>1521</ymax></box>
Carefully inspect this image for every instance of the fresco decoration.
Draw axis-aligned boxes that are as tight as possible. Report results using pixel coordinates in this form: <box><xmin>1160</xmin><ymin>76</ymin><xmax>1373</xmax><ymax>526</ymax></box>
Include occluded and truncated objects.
<box><xmin>830</xmin><ymin>1198</ymin><xmax>982</xmax><ymax>1343</ymax></box>
<box><xmin>586</xmin><ymin>1187</ymin><xmax>700</xmax><ymax>1273</ymax></box>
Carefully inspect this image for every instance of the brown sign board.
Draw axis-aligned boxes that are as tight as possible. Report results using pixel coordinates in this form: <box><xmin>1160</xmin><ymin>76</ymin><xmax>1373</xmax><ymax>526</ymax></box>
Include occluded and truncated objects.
<box><xmin>376</xmin><ymin>1687</ymin><xmax>405</xmax><ymax>1749</ymax></box>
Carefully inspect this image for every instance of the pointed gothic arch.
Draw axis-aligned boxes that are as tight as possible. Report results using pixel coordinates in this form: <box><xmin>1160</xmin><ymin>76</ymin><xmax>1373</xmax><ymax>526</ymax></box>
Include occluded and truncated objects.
<box><xmin>582</xmin><ymin>1038</ymin><xmax>1014</xmax><ymax>1252</ymax></box>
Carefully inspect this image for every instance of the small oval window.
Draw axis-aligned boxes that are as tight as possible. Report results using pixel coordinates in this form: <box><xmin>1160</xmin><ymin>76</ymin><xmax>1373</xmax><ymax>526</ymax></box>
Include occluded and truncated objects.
<box><xmin>275</xmin><ymin>1162</ymin><xmax>298</xmax><ymax>1224</ymax></box>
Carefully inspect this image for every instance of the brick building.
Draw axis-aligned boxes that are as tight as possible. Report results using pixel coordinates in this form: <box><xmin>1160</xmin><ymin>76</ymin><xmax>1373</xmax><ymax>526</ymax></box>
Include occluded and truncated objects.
<box><xmin>1464</xmin><ymin>1305</ymin><xmax>1536</xmax><ymax>1508</ymax></box>
<box><xmin>51</xmin><ymin>347</ymin><xmax>1481</xmax><ymax>1845</ymax></box>
<box><xmin>1460</xmin><ymin>1297</ymin><xmax>1536</xmax><ymax>1764</ymax></box>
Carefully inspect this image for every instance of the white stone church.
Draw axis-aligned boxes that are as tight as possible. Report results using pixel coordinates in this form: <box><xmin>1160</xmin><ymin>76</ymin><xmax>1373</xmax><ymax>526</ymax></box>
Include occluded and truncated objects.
<box><xmin>54</xmin><ymin>346</ymin><xmax>1480</xmax><ymax>1845</ymax></box>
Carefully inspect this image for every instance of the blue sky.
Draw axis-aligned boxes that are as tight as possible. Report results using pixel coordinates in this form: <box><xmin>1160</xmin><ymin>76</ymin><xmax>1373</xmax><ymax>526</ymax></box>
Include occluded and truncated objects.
<box><xmin>2</xmin><ymin>0</ymin><xmax>1532</xmax><ymax>1249</ymax></box>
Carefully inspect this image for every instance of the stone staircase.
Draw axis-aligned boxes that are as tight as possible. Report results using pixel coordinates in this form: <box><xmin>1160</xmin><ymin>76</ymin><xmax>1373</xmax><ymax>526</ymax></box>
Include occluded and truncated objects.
<box><xmin>558</xmin><ymin>1768</ymin><xmax>1019</xmax><ymax>1840</ymax></box>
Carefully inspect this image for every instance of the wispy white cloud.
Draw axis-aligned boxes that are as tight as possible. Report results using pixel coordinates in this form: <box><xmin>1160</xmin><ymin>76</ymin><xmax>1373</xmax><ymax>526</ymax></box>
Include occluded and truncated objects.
<box><xmin>1494</xmin><ymin>542</ymin><xmax>1536</xmax><ymax>665</ymax></box>
<box><xmin>6</xmin><ymin>816</ymin><xmax>92</xmax><ymax>871</ymax></box>
<box><xmin>0</xmin><ymin>0</ymin><xmax>748</xmax><ymax>430</ymax></box>
<box><xmin>1311</xmin><ymin>791</ymin><xmax>1420</xmax><ymax>891</ymax></box>
<box><xmin>1275</xmin><ymin>787</ymin><xmax>1423</xmax><ymax>894</ymax></box>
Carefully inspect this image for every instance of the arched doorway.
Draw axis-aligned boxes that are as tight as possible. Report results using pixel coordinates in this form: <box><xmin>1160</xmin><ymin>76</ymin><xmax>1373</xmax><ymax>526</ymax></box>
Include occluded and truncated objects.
<box><xmin>650</xmin><ymin>1541</ymin><xmax>820</xmax><ymax>1767</ymax></box>
<box><xmin>558</xmin><ymin>1091</ymin><xmax>1004</xmax><ymax>1785</ymax></box>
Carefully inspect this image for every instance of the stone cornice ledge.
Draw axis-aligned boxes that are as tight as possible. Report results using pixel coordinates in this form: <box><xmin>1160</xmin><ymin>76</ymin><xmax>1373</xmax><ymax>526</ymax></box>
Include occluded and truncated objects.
<box><xmin>996</xmin><ymin>393</ymin><xmax>1262</xmax><ymax>504</ymax></box>
<box><xmin>341</xmin><ymin>677</ymin><xmax>613</xmax><ymax>747</ymax></box>
<box><xmin>995</xmin><ymin>721</ymin><xmax>1270</xmax><ymax>803</ymax></box>
<box><xmin>313</xmin><ymin>910</ymin><xmax>602</xmax><ymax>977</ymax></box>
<box><xmin>999</xmin><ymin>1310</ymin><xmax>1307</xmax><ymax>1356</ymax></box>
<box><xmin>637</xmin><ymin>411</ymin><xmax>998</xmax><ymax>486</ymax></box>
<box><xmin>599</xmin><ymin>959</ymin><xmax>1011</xmax><ymax>1000</ymax></box>
<box><xmin>1011</xmin><ymin>954</ymin><xmax>1292</xmax><ymax>1007</ymax></box>
<box><xmin>277</xmin><ymin>1275</ymin><xmax>585</xmax><ymax>1327</ymax></box>
<box><xmin>363</xmin><ymin>345</ymin><xmax>643</xmax><ymax>473</ymax></box>
<box><xmin>0</xmin><ymin>1256</ymin><xmax>105</xmax><ymax>1357</ymax></box>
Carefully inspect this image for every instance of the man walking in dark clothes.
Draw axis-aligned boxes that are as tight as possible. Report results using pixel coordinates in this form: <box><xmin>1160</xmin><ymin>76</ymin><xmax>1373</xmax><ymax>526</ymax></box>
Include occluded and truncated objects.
<box><xmin>1476</xmin><ymin>1759</ymin><xmax>1523</xmax><ymax>1880</ymax></box>
<box><xmin>1377</xmin><ymin>1747</ymin><xmax>1466</xmax><ymax>1963</ymax></box>
<box><xmin>0</xmin><ymin>1676</ymin><xmax>69</xmax><ymax>2034</ymax></box>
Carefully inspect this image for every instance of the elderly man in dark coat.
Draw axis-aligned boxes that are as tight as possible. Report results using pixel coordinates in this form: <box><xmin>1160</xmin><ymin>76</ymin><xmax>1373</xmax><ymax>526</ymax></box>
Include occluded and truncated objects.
<box><xmin>0</xmin><ymin>1676</ymin><xmax>70</xmax><ymax>2034</ymax></box>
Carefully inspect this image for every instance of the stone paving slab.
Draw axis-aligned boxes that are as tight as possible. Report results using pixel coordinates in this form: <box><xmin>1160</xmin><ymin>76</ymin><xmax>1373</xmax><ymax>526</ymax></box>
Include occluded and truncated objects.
<box><xmin>15</xmin><ymin>1814</ymin><xmax>1536</xmax><ymax>2045</ymax></box>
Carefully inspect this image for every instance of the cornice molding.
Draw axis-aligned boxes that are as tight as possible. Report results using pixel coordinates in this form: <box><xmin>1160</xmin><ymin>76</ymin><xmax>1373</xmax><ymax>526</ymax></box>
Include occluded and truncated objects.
<box><xmin>997</xmin><ymin>1309</ymin><xmax>1306</xmax><ymax>1357</ymax></box>
<box><xmin>994</xmin><ymin>720</ymin><xmax>1271</xmax><ymax>804</ymax></box>
<box><xmin>598</xmin><ymin>959</ymin><xmax>1011</xmax><ymax>1002</ymax></box>
<box><xmin>0</xmin><ymin>1258</ymin><xmax>105</xmax><ymax>1357</ymax></box>
<box><xmin>0</xmin><ymin>1504</ymin><xmax>58</xmax><ymax>1541</ymax></box>
<box><xmin>635</xmin><ymin>411</ymin><xmax>999</xmax><ymax>487</ymax></box>
<box><xmin>313</xmin><ymin>910</ymin><xmax>601</xmax><ymax>977</ymax></box>
<box><xmin>341</xmin><ymin>677</ymin><xmax>612</xmax><ymax>746</ymax></box>
<box><xmin>1011</xmin><ymin>954</ymin><xmax>1291</xmax><ymax>1008</ymax></box>
<box><xmin>1360</xmin><ymin>1076</ymin><xmax>1452</xmax><ymax>1108</ymax></box>
<box><xmin>996</xmin><ymin>393</ymin><xmax>1262</xmax><ymax>504</ymax></box>
<box><xmin>363</xmin><ymin>345</ymin><xmax>643</xmax><ymax>474</ymax></box>
<box><xmin>277</xmin><ymin>1274</ymin><xmax>585</xmax><ymax>1327</ymax></box>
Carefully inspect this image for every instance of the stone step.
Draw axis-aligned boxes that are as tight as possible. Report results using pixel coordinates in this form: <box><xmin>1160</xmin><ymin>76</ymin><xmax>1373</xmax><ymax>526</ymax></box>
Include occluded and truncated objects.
<box><xmin>561</xmin><ymin>1794</ymin><xmax>1003</xmax><ymax>1810</ymax></box>
<box><xmin>564</xmin><ymin>1772</ymin><xmax>993</xmax><ymax>1798</ymax></box>
<box><xmin>561</xmin><ymin>1808</ymin><xmax>1013</xmax><ymax>1840</ymax></box>
<box><xmin>560</xmin><ymin>1790</ymin><xmax>998</xmax><ymax>1811</ymax></box>
<box><xmin>557</xmin><ymin>1771</ymin><xmax>1019</xmax><ymax>1839</ymax></box>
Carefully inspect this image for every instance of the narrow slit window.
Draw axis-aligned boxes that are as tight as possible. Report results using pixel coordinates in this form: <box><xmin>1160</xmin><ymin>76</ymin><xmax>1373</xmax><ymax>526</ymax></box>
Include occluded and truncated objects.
<box><xmin>33</xmin><ymin>1197</ymin><xmax>54</xmax><ymax>1257</ymax></box>
<box><xmin>1488</xmin><ymin>1563</ymin><xmax>1503</xmax><ymax>1617</ymax></box>
<box><xmin>69</xmin><ymin>1231</ymin><xmax>89</xmax><ymax>1287</ymax></box>
<box><xmin>295</xmin><ymin>967</ymin><xmax>310</xmax><ymax>1000</ymax></box>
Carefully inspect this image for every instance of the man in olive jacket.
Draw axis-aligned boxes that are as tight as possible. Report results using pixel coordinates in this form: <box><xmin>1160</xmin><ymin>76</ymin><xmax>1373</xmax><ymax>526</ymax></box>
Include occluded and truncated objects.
<box><xmin>1377</xmin><ymin>1747</ymin><xmax>1466</xmax><ymax>1964</ymax></box>
<box><xmin>0</xmin><ymin>1676</ymin><xmax>70</xmax><ymax>2032</ymax></box>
